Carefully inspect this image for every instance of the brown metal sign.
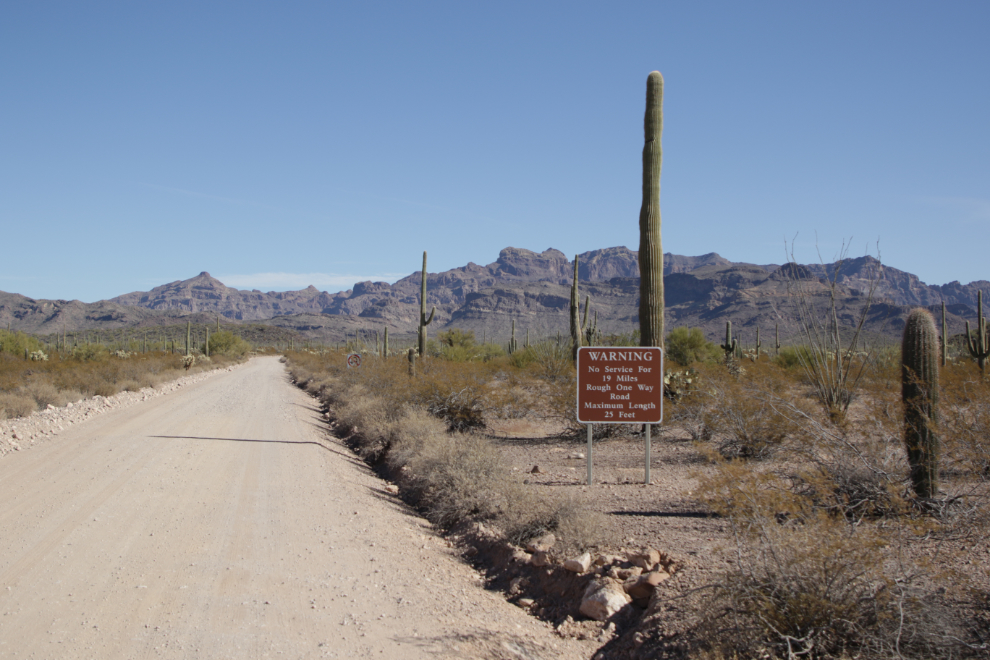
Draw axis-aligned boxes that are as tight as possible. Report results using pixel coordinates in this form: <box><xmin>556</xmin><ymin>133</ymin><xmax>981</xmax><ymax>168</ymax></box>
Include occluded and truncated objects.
<box><xmin>576</xmin><ymin>347</ymin><xmax>664</xmax><ymax>424</ymax></box>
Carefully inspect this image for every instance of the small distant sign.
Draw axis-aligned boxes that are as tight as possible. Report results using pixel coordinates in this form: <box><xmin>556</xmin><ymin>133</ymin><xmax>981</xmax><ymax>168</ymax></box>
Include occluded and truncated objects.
<box><xmin>346</xmin><ymin>353</ymin><xmax>362</xmax><ymax>368</ymax></box>
<box><xmin>576</xmin><ymin>347</ymin><xmax>663</xmax><ymax>424</ymax></box>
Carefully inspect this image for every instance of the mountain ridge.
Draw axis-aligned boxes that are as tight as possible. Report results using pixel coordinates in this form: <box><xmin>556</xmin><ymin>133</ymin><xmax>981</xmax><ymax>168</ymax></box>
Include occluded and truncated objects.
<box><xmin>1</xmin><ymin>246</ymin><xmax>987</xmax><ymax>344</ymax></box>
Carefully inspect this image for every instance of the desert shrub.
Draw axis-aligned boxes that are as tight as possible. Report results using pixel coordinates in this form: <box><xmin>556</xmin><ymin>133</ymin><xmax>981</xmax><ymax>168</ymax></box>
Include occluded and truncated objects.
<box><xmin>666</xmin><ymin>326</ymin><xmax>721</xmax><ymax>366</ymax></box>
<box><xmin>475</xmin><ymin>342</ymin><xmax>507</xmax><ymax>361</ymax></box>
<box><xmin>940</xmin><ymin>362</ymin><xmax>990</xmax><ymax>478</ymax></box>
<box><xmin>416</xmin><ymin>359</ymin><xmax>494</xmax><ymax>430</ymax></box>
<box><xmin>0</xmin><ymin>392</ymin><xmax>37</xmax><ymax>418</ymax></box>
<box><xmin>697</xmin><ymin>462</ymin><xmax>972</xmax><ymax>659</ymax></box>
<box><xmin>207</xmin><ymin>330</ymin><xmax>251</xmax><ymax>357</ymax></box>
<box><xmin>0</xmin><ymin>330</ymin><xmax>44</xmax><ymax>356</ymax></box>
<box><xmin>437</xmin><ymin>328</ymin><xmax>475</xmax><ymax>349</ymax></box>
<box><xmin>403</xmin><ymin>431</ymin><xmax>510</xmax><ymax>527</ymax></box>
<box><xmin>71</xmin><ymin>344</ymin><xmax>110</xmax><ymax>361</ymax></box>
<box><xmin>20</xmin><ymin>381</ymin><xmax>74</xmax><ymax>409</ymax></box>
<box><xmin>527</xmin><ymin>340</ymin><xmax>572</xmax><ymax>383</ymax></box>
<box><xmin>508</xmin><ymin>347</ymin><xmax>536</xmax><ymax>369</ymax></box>
<box><xmin>774</xmin><ymin>344</ymin><xmax>813</xmax><ymax>370</ymax></box>
<box><xmin>691</xmin><ymin>363</ymin><xmax>803</xmax><ymax>459</ymax></box>
<box><xmin>501</xmin><ymin>492</ymin><xmax>603</xmax><ymax>554</ymax></box>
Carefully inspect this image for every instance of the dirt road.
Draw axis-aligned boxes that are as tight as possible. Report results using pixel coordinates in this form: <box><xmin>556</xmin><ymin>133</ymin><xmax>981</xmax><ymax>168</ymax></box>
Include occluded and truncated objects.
<box><xmin>0</xmin><ymin>357</ymin><xmax>596</xmax><ymax>659</ymax></box>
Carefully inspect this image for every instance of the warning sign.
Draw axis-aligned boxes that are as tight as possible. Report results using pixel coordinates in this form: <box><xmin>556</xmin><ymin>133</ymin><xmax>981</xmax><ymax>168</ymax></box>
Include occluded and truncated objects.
<box><xmin>576</xmin><ymin>347</ymin><xmax>664</xmax><ymax>424</ymax></box>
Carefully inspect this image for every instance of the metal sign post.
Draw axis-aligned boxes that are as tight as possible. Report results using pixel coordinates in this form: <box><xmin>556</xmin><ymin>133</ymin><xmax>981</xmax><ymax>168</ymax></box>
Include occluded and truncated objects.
<box><xmin>576</xmin><ymin>347</ymin><xmax>664</xmax><ymax>484</ymax></box>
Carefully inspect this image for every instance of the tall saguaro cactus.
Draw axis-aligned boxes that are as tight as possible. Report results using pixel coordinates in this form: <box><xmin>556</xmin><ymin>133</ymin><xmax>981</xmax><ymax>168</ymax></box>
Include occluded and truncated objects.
<box><xmin>638</xmin><ymin>71</ymin><xmax>664</xmax><ymax>350</ymax></box>
<box><xmin>418</xmin><ymin>251</ymin><xmax>436</xmax><ymax>357</ymax></box>
<box><xmin>941</xmin><ymin>301</ymin><xmax>947</xmax><ymax>367</ymax></box>
<box><xmin>569</xmin><ymin>256</ymin><xmax>591</xmax><ymax>359</ymax></box>
<box><xmin>902</xmin><ymin>308</ymin><xmax>940</xmax><ymax>498</ymax></box>
<box><xmin>720</xmin><ymin>321</ymin><xmax>737</xmax><ymax>361</ymax></box>
<box><xmin>966</xmin><ymin>290</ymin><xmax>989</xmax><ymax>372</ymax></box>
<box><xmin>186</xmin><ymin>321</ymin><xmax>191</xmax><ymax>357</ymax></box>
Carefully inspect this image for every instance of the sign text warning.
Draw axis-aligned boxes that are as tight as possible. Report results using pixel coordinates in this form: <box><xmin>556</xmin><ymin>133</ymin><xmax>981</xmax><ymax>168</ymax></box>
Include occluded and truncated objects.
<box><xmin>576</xmin><ymin>347</ymin><xmax>664</xmax><ymax>424</ymax></box>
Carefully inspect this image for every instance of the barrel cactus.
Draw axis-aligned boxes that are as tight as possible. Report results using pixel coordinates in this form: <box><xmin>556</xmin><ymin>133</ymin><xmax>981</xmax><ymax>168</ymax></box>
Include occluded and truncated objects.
<box><xmin>902</xmin><ymin>308</ymin><xmax>940</xmax><ymax>498</ymax></box>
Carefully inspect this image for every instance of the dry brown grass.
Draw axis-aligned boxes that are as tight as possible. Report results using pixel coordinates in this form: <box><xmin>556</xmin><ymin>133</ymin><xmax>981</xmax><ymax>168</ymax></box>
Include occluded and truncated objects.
<box><xmin>0</xmin><ymin>350</ymin><xmax>245</xmax><ymax>418</ymax></box>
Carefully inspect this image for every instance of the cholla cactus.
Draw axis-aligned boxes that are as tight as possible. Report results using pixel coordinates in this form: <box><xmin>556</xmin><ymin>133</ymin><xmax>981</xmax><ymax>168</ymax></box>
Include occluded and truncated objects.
<box><xmin>113</xmin><ymin>350</ymin><xmax>132</xmax><ymax>359</ymax></box>
<box><xmin>663</xmin><ymin>369</ymin><xmax>696</xmax><ymax>400</ymax></box>
<box><xmin>182</xmin><ymin>355</ymin><xmax>196</xmax><ymax>370</ymax></box>
<box><xmin>29</xmin><ymin>350</ymin><xmax>48</xmax><ymax>362</ymax></box>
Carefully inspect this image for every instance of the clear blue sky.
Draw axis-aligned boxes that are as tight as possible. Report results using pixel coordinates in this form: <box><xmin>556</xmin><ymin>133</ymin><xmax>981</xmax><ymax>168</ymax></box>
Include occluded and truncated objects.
<box><xmin>2</xmin><ymin>2</ymin><xmax>988</xmax><ymax>302</ymax></box>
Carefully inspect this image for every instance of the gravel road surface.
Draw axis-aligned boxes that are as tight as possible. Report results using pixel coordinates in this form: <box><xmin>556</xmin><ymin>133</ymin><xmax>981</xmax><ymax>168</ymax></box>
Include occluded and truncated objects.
<box><xmin>0</xmin><ymin>357</ymin><xmax>596</xmax><ymax>659</ymax></box>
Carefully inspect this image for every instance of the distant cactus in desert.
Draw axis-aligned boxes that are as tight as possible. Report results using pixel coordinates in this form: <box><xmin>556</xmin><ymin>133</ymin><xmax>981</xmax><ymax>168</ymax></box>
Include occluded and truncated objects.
<box><xmin>941</xmin><ymin>301</ymin><xmax>947</xmax><ymax>367</ymax></box>
<box><xmin>418</xmin><ymin>251</ymin><xmax>436</xmax><ymax>357</ymax></box>
<box><xmin>720</xmin><ymin>321</ymin><xmax>737</xmax><ymax>362</ymax></box>
<box><xmin>966</xmin><ymin>290</ymin><xmax>989</xmax><ymax>371</ymax></box>
<box><xmin>902</xmin><ymin>308</ymin><xmax>940</xmax><ymax>498</ymax></box>
<box><xmin>569</xmin><ymin>256</ymin><xmax>592</xmax><ymax>359</ymax></box>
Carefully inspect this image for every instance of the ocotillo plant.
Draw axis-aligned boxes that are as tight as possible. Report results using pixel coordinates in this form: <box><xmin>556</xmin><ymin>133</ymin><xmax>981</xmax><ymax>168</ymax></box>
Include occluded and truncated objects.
<box><xmin>941</xmin><ymin>301</ymin><xmax>948</xmax><ymax>367</ymax></box>
<box><xmin>418</xmin><ymin>251</ymin><xmax>435</xmax><ymax>357</ymax></box>
<box><xmin>638</xmin><ymin>71</ymin><xmax>664</xmax><ymax>350</ymax></box>
<box><xmin>902</xmin><ymin>308</ymin><xmax>940</xmax><ymax>498</ymax></box>
<box><xmin>720</xmin><ymin>321</ymin><xmax>737</xmax><ymax>362</ymax></box>
<box><xmin>965</xmin><ymin>290</ymin><xmax>990</xmax><ymax>372</ymax></box>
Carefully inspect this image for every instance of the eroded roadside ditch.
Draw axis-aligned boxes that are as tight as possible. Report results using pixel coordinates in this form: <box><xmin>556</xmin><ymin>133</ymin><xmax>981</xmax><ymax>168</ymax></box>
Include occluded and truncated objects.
<box><xmin>288</xmin><ymin>362</ymin><xmax>694</xmax><ymax>659</ymax></box>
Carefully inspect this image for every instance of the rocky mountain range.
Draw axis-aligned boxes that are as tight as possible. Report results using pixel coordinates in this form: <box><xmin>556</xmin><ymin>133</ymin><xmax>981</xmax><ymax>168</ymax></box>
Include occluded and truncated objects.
<box><xmin>2</xmin><ymin>246</ymin><xmax>988</xmax><ymax>346</ymax></box>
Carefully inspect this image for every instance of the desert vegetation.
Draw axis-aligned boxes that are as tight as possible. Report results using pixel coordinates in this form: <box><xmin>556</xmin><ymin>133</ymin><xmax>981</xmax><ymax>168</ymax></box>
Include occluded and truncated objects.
<box><xmin>286</xmin><ymin>315</ymin><xmax>990</xmax><ymax>658</ymax></box>
<box><xmin>0</xmin><ymin>328</ymin><xmax>250</xmax><ymax>419</ymax></box>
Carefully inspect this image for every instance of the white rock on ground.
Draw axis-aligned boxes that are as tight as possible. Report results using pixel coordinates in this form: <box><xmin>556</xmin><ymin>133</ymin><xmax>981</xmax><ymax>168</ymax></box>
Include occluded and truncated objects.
<box><xmin>579</xmin><ymin>578</ymin><xmax>631</xmax><ymax>621</ymax></box>
<box><xmin>563</xmin><ymin>552</ymin><xmax>593</xmax><ymax>573</ymax></box>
